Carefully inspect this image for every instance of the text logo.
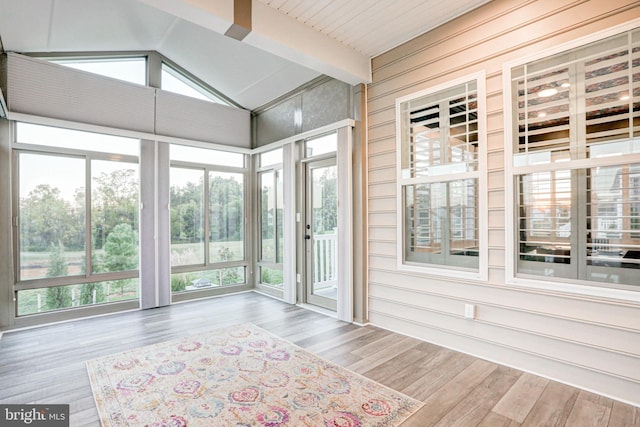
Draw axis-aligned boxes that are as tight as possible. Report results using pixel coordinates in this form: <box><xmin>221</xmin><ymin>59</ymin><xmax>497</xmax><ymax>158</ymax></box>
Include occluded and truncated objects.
<box><xmin>1</xmin><ymin>405</ymin><xmax>69</xmax><ymax>426</ymax></box>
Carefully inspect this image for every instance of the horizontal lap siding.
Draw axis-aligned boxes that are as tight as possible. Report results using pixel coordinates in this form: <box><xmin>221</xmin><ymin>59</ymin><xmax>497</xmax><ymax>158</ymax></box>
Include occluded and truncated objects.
<box><xmin>366</xmin><ymin>0</ymin><xmax>640</xmax><ymax>406</ymax></box>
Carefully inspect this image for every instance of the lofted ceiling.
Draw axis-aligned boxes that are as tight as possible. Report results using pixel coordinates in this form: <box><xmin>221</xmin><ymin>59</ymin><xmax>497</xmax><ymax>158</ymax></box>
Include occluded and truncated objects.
<box><xmin>0</xmin><ymin>0</ymin><xmax>490</xmax><ymax>110</ymax></box>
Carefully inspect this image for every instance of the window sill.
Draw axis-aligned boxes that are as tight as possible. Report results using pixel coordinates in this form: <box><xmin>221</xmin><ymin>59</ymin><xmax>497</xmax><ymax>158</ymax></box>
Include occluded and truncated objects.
<box><xmin>507</xmin><ymin>275</ymin><xmax>640</xmax><ymax>303</ymax></box>
<box><xmin>398</xmin><ymin>261</ymin><xmax>488</xmax><ymax>283</ymax></box>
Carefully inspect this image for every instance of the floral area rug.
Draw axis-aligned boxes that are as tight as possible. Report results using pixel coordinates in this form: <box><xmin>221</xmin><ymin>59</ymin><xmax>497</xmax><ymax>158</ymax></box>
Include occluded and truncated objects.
<box><xmin>86</xmin><ymin>323</ymin><xmax>423</xmax><ymax>426</ymax></box>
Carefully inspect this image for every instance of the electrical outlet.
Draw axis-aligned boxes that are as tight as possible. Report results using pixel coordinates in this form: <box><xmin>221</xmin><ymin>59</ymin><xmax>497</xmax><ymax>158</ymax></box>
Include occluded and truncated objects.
<box><xmin>464</xmin><ymin>303</ymin><xmax>476</xmax><ymax>319</ymax></box>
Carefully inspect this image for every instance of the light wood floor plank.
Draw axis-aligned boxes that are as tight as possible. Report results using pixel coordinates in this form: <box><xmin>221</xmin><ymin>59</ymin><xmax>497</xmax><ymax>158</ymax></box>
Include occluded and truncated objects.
<box><xmin>566</xmin><ymin>392</ymin><xmax>614</xmax><ymax>427</ymax></box>
<box><xmin>609</xmin><ymin>400</ymin><xmax>640</xmax><ymax>426</ymax></box>
<box><xmin>521</xmin><ymin>381</ymin><xmax>579</xmax><ymax>427</ymax></box>
<box><xmin>478</xmin><ymin>411</ymin><xmax>522</xmax><ymax>427</ymax></box>
<box><xmin>434</xmin><ymin>365</ymin><xmax>522</xmax><ymax>427</ymax></box>
<box><xmin>403</xmin><ymin>359</ymin><xmax>498</xmax><ymax>426</ymax></box>
<box><xmin>493</xmin><ymin>372</ymin><xmax>550</xmax><ymax>423</ymax></box>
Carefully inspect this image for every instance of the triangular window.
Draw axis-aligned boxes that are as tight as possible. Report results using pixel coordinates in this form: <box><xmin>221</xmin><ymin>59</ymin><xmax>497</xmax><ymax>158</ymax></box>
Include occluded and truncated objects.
<box><xmin>161</xmin><ymin>63</ymin><xmax>230</xmax><ymax>106</ymax></box>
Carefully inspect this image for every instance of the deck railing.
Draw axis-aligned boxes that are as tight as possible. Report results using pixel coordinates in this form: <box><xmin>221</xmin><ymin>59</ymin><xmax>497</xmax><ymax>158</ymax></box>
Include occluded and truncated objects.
<box><xmin>314</xmin><ymin>231</ymin><xmax>338</xmax><ymax>290</ymax></box>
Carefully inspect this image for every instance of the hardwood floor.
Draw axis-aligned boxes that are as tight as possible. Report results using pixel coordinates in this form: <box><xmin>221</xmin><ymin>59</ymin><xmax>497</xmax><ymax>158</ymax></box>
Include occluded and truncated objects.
<box><xmin>0</xmin><ymin>292</ymin><xmax>638</xmax><ymax>426</ymax></box>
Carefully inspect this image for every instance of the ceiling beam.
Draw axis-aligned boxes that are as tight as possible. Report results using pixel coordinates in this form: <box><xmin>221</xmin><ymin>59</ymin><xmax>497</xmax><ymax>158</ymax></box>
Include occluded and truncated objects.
<box><xmin>224</xmin><ymin>0</ymin><xmax>252</xmax><ymax>41</ymax></box>
<box><xmin>138</xmin><ymin>0</ymin><xmax>371</xmax><ymax>85</ymax></box>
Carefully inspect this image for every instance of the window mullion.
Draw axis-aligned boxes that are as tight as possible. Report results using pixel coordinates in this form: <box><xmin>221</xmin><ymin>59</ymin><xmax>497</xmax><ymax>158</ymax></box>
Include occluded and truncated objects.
<box><xmin>440</xmin><ymin>99</ymin><xmax>451</xmax><ymax>259</ymax></box>
<box><xmin>85</xmin><ymin>157</ymin><xmax>92</xmax><ymax>278</ymax></box>
<box><xmin>274</xmin><ymin>170</ymin><xmax>280</xmax><ymax>263</ymax></box>
<box><xmin>571</xmin><ymin>62</ymin><xmax>587</xmax><ymax>160</ymax></box>
<box><xmin>204</xmin><ymin>169</ymin><xmax>211</xmax><ymax>267</ymax></box>
<box><xmin>574</xmin><ymin>168</ymin><xmax>586</xmax><ymax>280</ymax></box>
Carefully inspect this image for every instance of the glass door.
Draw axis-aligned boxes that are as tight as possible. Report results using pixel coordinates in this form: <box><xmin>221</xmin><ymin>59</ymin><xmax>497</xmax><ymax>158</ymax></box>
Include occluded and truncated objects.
<box><xmin>304</xmin><ymin>157</ymin><xmax>338</xmax><ymax>311</ymax></box>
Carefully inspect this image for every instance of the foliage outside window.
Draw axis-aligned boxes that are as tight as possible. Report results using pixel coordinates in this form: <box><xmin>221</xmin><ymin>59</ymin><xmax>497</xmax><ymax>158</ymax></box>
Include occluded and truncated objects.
<box><xmin>397</xmin><ymin>77</ymin><xmax>484</xmax><ymax>272</ymax></box>
<box><xmin>258</xmin><ymin>149</ymin><xmax>284</xmax><ymax>289</ymax></box>
<box><xmin>170</xmin><ymin>145</ymin><xmax>246</xmax><ymax>294</ymax></box>
<box><xmin>510</xmin><ymin>27</ymin><xmax>640</xmax><ymax>289</ymax></box>
<box><xmin>14</xmin><ymin>123</ymin><xmax>140</xmax><ymax>315</ymax></box>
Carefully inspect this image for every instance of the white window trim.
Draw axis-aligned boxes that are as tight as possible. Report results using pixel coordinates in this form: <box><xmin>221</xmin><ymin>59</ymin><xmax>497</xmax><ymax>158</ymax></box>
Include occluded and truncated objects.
<box><xmin>395</xmin><ymin>71</ymin><xmax>488</xmax><ymax>282</ymax></box>
<box><xmin>502</xmin><ymin>17</ymin><xmax>640</xmax><ymax>303</ymax></box>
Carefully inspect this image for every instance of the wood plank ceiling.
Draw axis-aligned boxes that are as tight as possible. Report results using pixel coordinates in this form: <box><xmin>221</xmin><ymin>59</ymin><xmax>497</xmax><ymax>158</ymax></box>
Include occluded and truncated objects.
<box><xmin>256</xmin><ymin>0</ymin><xmax>492</xmax><ymax>57</ymax></box>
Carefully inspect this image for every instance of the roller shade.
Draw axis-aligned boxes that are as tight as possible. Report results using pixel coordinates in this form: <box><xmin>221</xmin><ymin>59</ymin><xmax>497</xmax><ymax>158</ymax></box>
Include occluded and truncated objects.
<box><xmin>155</xmin><ymin>90</ymin><xmax>250</xmax><ymax>148</ymax></box>
<box><xmin>6</xmin><ymin>53</ymin><xmax>156</xmax><ymax>133</ymax></box>
<box><xmin>5</xmin><ymin>53</ymin><xmax>251</xmax><ymax>148</ymax></box>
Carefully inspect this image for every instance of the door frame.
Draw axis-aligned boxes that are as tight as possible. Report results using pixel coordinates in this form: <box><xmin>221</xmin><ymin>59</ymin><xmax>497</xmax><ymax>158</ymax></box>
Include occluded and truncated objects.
<box><xmin>296</xmin><ymin>127</ymin><xmax>353</xmax><ymax>322</ymax></box>
<box><xmin>303</xmin><ymin>156</ymin><xmax>338</xmax><ymax>311</ymax></box>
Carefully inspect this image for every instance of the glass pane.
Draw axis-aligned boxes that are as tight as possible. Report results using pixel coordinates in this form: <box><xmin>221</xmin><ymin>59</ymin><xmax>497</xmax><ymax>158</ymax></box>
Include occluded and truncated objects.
<box><xmin>584</xmin><ymin>46</ymin><xmax>634</xmax><ymax>146</ymax></box>
<box><xmin>405</xmin><ymin>183</ymin><xmax>444</xmax><ymax>261</ymax></box>
<box><xmin>171</xmin><ymin>167</ymin><xmax>205</xmax><ymax>266</ymax></box>
<box><xmin>310</xmin><ymin>164</ymin><xmax>338</xmax><ymax>301</ymax></box>
<box><xmin>404</xmin><ymin>180</ymin><xmax>479</xmax><ymax>268</ymax></box>
<box><xmin>91</xmin><ymin>160</ymin><xmax>139</xmax><ymax>274</ymax></box>
<box><xmin>449</xmin><ymin>179</ymin><xmax>479</xmax><ymax>258</ymax></box>
<box><xmin>161</xmin><ymin>64</ymin><xmax>228</xmax><ymax>105</ymax></box>
<box><xmin>260</xmin><ymin>267</ymin><xmax>283</xmax><ymax>288</ymax></box>
<box><xmin>512</xmin><ymin>30</ymin><xmax>639</xmax><ymax>162</ymax></box>
<box><xmin>171</xmin><ymin>268</ymin><xmax>245</xmax><ymax>293</ymax></box>
<box><xmin>260</xmin><ymin>148</ymin><xmax>282</xmax><ymax>167</ymax></box>
<box><xmin>517</xmin><ymin>171</ymin><xmax>572</xmax><ymax>271</ymax></box>
<box><xmin>19</xmin><ymin>153</ymin><xmax>85</xmax><ymax>280</ymax></box>
<box><xmin>587</xmin><ymin>164</ymin><xmax>640</xmax><ymax>271</ymax></box>
<box><xmin>17</xmin><ymin>279</ymin><xmax>139</xmax><ymax>316</ymax></box>
<box><xmin>276</xmin><ymin>169</ymin><xmax>284</xmax><ymax>264</ymax></box>
<box><xmin>400</xmin><ymin>81</ymin><xmax>478</xmax><ymax>178</ymax></box>
<box><xmin>514</xmin><ymin>68</ymin><xmax>571</xmax><ymax>156</ymax></box>
<box><xmin>209</xmin><ymin>172</ymin><xmax>244</xmax><ymax>262</ymax></box>
<box><xmin>306</xmin><ymin>133</ymin><xmax>337</xmax><ymax>157</ymax></box>
<box><xmin>171</xmin><ymin>145</ymin><xmax>244</xmax><ymax>168</ymax></box>
<box><xmin>16</xmin><ymin>123</ymin><xmax>139</xmax><ymax>156</ymax></box>
<box><xmin>51</xmin><ymin>57</ymin><xmax>146</xmax><ymax>85</ymax></box>
<box><xmin>260</xmin><ymin>171</ymin><xmax>276</xmax><ymax>263</ymax></box>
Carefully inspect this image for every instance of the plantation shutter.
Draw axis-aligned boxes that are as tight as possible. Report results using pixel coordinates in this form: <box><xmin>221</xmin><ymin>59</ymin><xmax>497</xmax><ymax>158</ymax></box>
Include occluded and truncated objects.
<box><xmin>513</xmin><ymin>31</ymin><xmax>640</xmax><ymax>163</ymax></box>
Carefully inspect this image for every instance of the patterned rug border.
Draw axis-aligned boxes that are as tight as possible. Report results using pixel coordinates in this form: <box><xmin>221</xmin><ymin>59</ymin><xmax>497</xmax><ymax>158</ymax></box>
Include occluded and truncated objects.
<box><xmin>86</xmin><ymin>322</ymin><xmax>424</xmax><ymax>426</ymax></box>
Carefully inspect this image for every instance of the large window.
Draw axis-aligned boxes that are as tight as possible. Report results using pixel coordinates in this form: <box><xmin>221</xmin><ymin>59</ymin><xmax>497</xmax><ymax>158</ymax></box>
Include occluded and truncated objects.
<box><xmin>257</xmin><ymin>149</ymin><xmax>284</xmax><ymax>289</ymax></box>
<box><xmin>169</xmin><ymin>145</ymin><xmax>247</xmax><ymax>294</ymax></box>
<box><xmin>509</xmin><ymin>27</ymin><xmax>640</xmax><ymax>289</ymax></box>
<box><xmin>14</xmin><ymin>123</ymin><xmax>140</xmax><ymax>315</ymax></box>
<box><xmin>397</xmin><ymin>74</ymin><xmax>485</xmax><ymax>274</ymax></box>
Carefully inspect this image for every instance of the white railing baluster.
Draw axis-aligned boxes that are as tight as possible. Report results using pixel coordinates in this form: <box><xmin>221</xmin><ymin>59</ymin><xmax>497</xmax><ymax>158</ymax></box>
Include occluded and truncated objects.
<box><xmin>312</xmin><ymin>232</ymin><xmax>338</xmax><ymax>292</ymax></box>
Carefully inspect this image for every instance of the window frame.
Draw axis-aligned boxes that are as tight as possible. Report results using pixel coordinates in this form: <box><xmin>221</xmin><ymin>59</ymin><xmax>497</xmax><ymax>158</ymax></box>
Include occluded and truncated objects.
<box><xmin>169</xmin><ymin>144</ymin><xmax>249</xmax><ymax>295</ymax></box>
<box><xmin>256</xmin><ymin>149</ymin><xmax>284</xmax><ymax>290</ymax></box>
<box><xmin>503</xmin><ymin>19</ymin><xmax>640</xmax><ymax>302</ymax></box>
<box><xmin>395</xmin><ymin>71</ymin><xmax>488</xmax><ymax>281</ymax></box>
<box><xmin>11</xmin><ymin>123</ymin><xmax>141</xmax><ymax>315</ymax></box>
<box><xmin>161</xmin><ymin>61</ymin><xmax>234</xmax><ymax>106</ymax></box>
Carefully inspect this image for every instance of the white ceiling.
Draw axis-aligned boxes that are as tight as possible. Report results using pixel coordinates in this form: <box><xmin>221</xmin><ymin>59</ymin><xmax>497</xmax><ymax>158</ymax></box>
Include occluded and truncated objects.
<box><xmin>256</xmin><ymin>0</ymin><xmax>491</xmax><ymax>57</ymax></box>
<box><xmin>0</xmin><ymin>0</ymin><xmax>490</xmax><ymax>110</ymax></box>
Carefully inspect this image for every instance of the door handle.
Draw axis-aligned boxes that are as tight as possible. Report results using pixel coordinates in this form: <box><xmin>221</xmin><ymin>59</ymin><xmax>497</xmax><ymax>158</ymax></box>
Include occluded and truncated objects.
<box><xmin>305</xmin><ymin>235</ymin><xmax>311</xmax><ymax>240</ymax></box>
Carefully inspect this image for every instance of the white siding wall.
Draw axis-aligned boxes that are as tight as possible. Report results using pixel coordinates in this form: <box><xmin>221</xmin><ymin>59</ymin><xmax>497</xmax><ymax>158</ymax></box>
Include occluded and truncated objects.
<box><xmin>366</xmin><ymin>0</ymin><xmax>640</xmax><ymax>406</ymax></box>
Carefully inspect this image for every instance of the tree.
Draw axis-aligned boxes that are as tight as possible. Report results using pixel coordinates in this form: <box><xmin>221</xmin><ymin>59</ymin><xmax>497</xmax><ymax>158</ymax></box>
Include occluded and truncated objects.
<box><xmin>317</xmin><ymin>169</ymin><xmax>337</xmax><ymax>233</ymax></box>
<box><xmin>45</xmin><ymin>242</ymin><xmax>72</xmax><ymax>310</ymax></box>
<box><xmin>20</xmin><ymin>185</ymin><xmax>83</xmax><ymax>251</ymax></box>
<box><xmin>170</xmin><ymin>180</ymin><xmax>204</xmax><ymax>243</ymax></box>
<box><xmin>92</xmin><ymin>168</ymin><xmax>138</xmax><ymax>249</ymax></box>
<box><xmin>80</xmin><ymin>283</ymin><xmax>105</xmax><ymax>305</ymax></box>
<box><xmin>210</xmin><ymin>176</ymin><xmax>243</xmax><ymax>242</ymax></box>
<box><xmin>103</xmin><ymin>223</ymin><xmax>138</xmax><ymax>294</ymax></box>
